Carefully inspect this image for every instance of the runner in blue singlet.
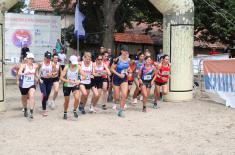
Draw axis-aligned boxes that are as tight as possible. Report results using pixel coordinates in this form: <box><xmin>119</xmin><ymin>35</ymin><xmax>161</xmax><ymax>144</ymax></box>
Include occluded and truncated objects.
<box><xmin>111</xmin><ymin>45</ymin><xmax>130</xmax><ymax>117</ymax></box>
<box><xmin>138</xmin><ymin>56</ymin><xmax>157</xmax><ymax>112</ymax></box>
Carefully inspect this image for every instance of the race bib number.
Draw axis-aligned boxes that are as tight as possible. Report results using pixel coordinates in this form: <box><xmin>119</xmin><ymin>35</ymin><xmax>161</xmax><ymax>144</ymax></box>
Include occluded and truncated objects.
<box><xmin>25</xmin><ymin>75</ymin><xmax>34</xmax><ymax>82</ymax></box>
<box><xmin>121</xmin><ymin>69</ymin><xmax>127</xmax><ymax>74</ymax></box>
<box><xmin>68</xmin><ymin>78</ymin><xmax>76</xmax><ymax>87</ymax></box>
<box><xmin>86</xmin><ymin>75</ymin><xmax>92</xmax><ymax>79</ymax></box>
<box><xmin>23</xmin><ymin>74</ymin><xmax>34</xmax><ymax>88</ymax></box>
<box><xmin>162</xmin><ymin>71</ymin><xmax>169</xmax><ymax>76</ymax></box>
<box><xmin>144</xmin><ymin>75</ymin><xmax>152</xmax><ymax>80</ymax></box>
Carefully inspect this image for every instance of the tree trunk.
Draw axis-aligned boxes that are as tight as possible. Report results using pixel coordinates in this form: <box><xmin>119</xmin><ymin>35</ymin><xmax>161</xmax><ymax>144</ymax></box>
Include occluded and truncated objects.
<box><xmin>102</xmin><ymin>0</ymin><xmax>121</xmax><ymax>49</ymax></box>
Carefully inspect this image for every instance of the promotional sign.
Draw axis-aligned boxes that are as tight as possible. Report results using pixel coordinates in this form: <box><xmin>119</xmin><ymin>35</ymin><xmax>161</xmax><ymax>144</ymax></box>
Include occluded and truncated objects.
<box><xmin>5</xmin><ymin>13</ymin><xmax>61</xmax><ymax>62</ymax></box>
<box><xmin>203</xmin><ymin>59</ymin><xmax>235</xmax><ymax>108</ymax></box>
<box><xmin>4</xmin><ymin>13</ymin><xmax>61</xmax><ymax>78</ymax></box>
<box><xmin>193</xmin><ymin>54</ymin><xmax>229</xmax><ymax>74</ymax></box>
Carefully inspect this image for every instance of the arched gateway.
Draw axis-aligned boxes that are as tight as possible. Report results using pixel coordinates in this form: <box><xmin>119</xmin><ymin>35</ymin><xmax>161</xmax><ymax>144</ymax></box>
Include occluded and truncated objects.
<box><xmin>149</xmin><ymin>0</ymin><xmax>194</xmax><ymax>102</ymax></box>
<box><xmin>0</xmin><ymin>0</ymin><xmax>18</xmax><ymax>111</ymax></box>
<box><xmin>0</xmin><ymin>0</ymin><xmax>194</xmax><ymax>111</ymax></box>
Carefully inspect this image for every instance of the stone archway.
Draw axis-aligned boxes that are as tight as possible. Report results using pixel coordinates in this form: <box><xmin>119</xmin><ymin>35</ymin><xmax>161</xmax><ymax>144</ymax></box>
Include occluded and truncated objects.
<box><xmin>0</xmin><ymin>0</ymin><xmax>18</xmax><ymax>111</ymax></box>
<box><xmin>149</xmin><ymin>0</ymin><xmax>194</xmax><ymax>102</ymax></box>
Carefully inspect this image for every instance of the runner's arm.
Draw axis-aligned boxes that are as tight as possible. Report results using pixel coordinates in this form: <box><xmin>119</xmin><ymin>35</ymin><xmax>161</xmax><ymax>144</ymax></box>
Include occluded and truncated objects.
<box><xmin>151</xmin><ymin>68</ymin><xmax>157</xmax><ymax>84</ymax></box>
<box><xmin>60</xmin><ymin>65</ymin><xmax>69</xmax><ymax>83</ymax></box>
<box><xmin>17</xmin><ymin>64</ymin><xmax>26</xmax><ymax>76</ymax></box>
<box><xmin>51</xmin><ymin>64</ymin><xmax>57</xmax><ymax>77</ymax></box>
<box><xmin>78</xmin><ymin>65</ymin><xmax>86</xmax><ymax>80</ymax></box>
<box><xmin>103</xmin><ymin>64</ymin><xmax>111</xmax><ymax>76</ymax></box>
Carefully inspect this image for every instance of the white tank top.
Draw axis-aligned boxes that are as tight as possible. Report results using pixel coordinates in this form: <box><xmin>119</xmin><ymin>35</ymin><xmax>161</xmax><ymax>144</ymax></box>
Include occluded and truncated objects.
<box><xmin>95</xmin><ymin>62</ymin><xmax>104</xmax><ymax>75</ymax></box>
<box><xmin>65</xmin><ymin>64</ymin><xmax>79</xmax><ymax>87</ymax></box>
<box><xmin>40</xmin><ymin>62</ymin><xmax>52</xmax><ymax>78</ymax></box>
<box><xmin>55</xmin><ymin>62</ymin><xmax>60</xmax><ymax>72</ymax></box>
<box><xmin>54</xmin><ymin>62</ymin><xmax>60</xmax><ymax>77</ymax></box>
<box><xmin>81</xmin><ymin>61</ymin><xmax>93</xmax><ymax>84</ymax></box>
<box><xmin>20</xmin><ymin>64</ymin><xmax>36</xmax><ymax>88</ymax></box>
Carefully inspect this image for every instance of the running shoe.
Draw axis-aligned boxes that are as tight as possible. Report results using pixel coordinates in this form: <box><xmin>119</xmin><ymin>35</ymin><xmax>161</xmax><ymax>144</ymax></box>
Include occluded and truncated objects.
<box><xmin>81</xmin><ymin>107</ymin><xmax>86</xmax><ymax>115</ymax></box>
<box><xmin>124</xmin><ymin>104</ymin><xmax>127</xmax><ymax>110</ymax></box>
<box><xmin>102</xmin><ymin>104</ymin><xmax>107</xmax><ymax>110</ymax></box>
<box><xmin>29</xmin><ymin>110</ymin><xmax>34</xmax><ymax>119</ymax></box>
<box><xmin>42</xmin><ymin>110</ymin><xmax>48</xmax><ymax>116</ymax></box>
<box><xmin>117</xmin><ymin>109</ymin><xmax>124</xmax><ymax>117</ymax></box>
<box><xmin>112</xmin><ymin>104</ymin><xmax>117</xmax><ymax>110</ymax></box>
<box><xmin>89</xmin><ymin>105</ymin><xmax>94</xmax><ymax>113</ymax></box>
<box><xmin>29</xmin><ymin>113</ymin><xmax>34</xmax><ymax>119</ymax></box>
<box><xmin>153</xmin><ymin>103</ymin><xmax>158</xmax><ymax>109</ymax></box>
<box><xmin>132</xmin><ymin>98</ymin><xmax>138</xmax><ymax>104</ymax></box>
<box><xmin>50</xmin><ymin>101</ymin><xmax>56</xmax><ymax>110</ymax></box>
<box><xmin>142</xmin><ymin>106</ymin><xmax>147</xmax><ymax>112</ymax></box>
<box><xmin>74</xmin><ymin>111</ymin><xmax>78</xmax><ymax>118</ymax></box>
<box><xmin>78</xmin><ymin>104</ymin><xmax>83</xmax><ymax>112</ymax></box>
<box><xmin>63</xmin><ymin>113</ymin><xmax>67</xmax><ymax>120</ymax></box>
<box><xmin>24</xmin><ymin>110</ymin><xmax>28</xmax><ymax>117</ymax></box>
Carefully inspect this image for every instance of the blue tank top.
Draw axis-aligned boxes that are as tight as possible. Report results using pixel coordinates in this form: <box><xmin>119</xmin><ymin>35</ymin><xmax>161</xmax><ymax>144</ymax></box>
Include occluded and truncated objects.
<box><xmin>141</xmin><ymin>65</ymin><xmax>154</xmax><ymax>81</ymax></box>
<box><xmin>116</xmin><ymin>57</ymin><xmax>130</xmax><ymax>74</ymax></box>
<box><xmin>135</xmin><ymin>60</ymin><xmax>144</xmax><ymax>73</ymax></box>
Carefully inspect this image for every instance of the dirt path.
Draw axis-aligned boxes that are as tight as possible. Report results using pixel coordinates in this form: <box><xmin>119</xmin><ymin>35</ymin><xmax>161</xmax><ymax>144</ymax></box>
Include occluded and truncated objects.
<box><xmin>0</xmin><ymin>85</ymin><xmax>235</xmax><ymax>155</ymax></box>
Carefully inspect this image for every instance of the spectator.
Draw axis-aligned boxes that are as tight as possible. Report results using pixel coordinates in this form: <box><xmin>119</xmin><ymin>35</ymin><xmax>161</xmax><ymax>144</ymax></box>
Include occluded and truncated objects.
<box><xmin>157</xmin><ymin>48</ymin><xmax>164</xmax><ymax>62</ymax></box>
<box><xmin>209</xmin><ymin>48</ymin><xmax>221</xmax><ymax>55</ymax></box>
<box><xmin>107</xmin><ymin>48</ymin><xmax>115</xmax><ymax>61</ymax></box>
<box><xmin>58</xmin><ymin>49</ymin><xmax>67</xmax><ymax>70</ymax></box>
<box><xmin>55</xmin><ymin>39</ymin><xmax>63</xmax><ymax>54</ymax></box>
<box><xmin>52</xmin><ymin>49</ymin><xmax>57</xmax><ymax>55</ymax></box>
<box><xmin>20</xmin><ymin>44</ymin><xmax>29</xmax><ymax>62</ymax></box>
<box><xmin>136</xmin><ymin>49</ymin><xmax>142</xmax><ymax>60</ymax></box>
<box><xmin>100</xmin><ymin>46</ymin><xmax>106</xmax><ymax>54</ymax></box>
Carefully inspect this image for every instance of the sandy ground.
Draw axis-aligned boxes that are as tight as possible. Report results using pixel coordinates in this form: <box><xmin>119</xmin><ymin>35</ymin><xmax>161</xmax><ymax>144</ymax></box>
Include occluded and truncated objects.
<box><xmin>0</xmin><ymin>84</ymin><xmax>235</xmax><ymax>155</ymax></box>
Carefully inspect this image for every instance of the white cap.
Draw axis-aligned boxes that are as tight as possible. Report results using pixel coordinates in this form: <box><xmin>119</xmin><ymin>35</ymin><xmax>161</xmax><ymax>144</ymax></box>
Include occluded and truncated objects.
<box><xmin>26</xmin><ymin>53</ymin><xmax>34</xmax><ymax>59</ymax></box>
<box><xmin>69</xmin><ymin>55</ymin><xmax>78</xmax><ymax>65</ymax></box>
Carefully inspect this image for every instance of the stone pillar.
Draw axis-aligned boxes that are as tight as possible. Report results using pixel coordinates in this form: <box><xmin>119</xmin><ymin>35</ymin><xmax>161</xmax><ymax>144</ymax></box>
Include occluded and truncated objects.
<box><xmin>0</xmin><ymin>0</ymin><xmax>18</xmax><ymax>112</ymax></box>
<box><xmin>149</xmin><ymin>0</ymin><xmax>194</xmax><ymax>102</ymax></box>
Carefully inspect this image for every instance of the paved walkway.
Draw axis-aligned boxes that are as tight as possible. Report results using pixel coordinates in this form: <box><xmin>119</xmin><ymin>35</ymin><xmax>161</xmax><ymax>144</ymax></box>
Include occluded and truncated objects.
<box><xmin>0</xmin><ymin>84</ymin><xmax>235</xmax><ymax>155</ymax></box>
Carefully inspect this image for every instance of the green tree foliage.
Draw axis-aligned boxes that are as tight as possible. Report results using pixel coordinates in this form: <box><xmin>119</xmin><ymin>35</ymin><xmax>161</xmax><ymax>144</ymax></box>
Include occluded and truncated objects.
<box><xmin>51</xmin><ymin>0</ymin><xmax>235</xmax><ymax>47</ymax></box>
<box><xmin>194</xmin><ymin>0</ymin><xmax>235</xmax><ymax>46</ymax></box>
<box><xmin>8</xmin><ymin>1</ymin><xmax>25</xmax><ymax>13</ymax></box>
<box><xmin>115</xmin><ymin>0</ymin><xmax>162</xmax><ymax>32</ymax></box>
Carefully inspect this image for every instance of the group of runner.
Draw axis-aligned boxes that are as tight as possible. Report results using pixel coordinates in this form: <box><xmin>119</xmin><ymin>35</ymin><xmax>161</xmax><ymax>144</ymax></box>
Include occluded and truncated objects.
<box><xmin>16</xmin><ymin>45</ymin><xmax>171</xmax><ymax>119</ymax></box>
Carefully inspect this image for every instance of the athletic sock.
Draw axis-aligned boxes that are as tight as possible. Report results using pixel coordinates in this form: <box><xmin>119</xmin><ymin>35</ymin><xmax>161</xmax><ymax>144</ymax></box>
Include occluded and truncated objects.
<box><xmin>63</xmin><ymin>112</ymin><xmax>67</xmax><ymax>119</ymax></box>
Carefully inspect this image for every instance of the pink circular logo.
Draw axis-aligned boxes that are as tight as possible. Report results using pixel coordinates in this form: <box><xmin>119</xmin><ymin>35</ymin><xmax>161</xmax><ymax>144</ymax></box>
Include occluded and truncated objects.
<box><xmin>12</xmin><ymin>30</ymin><xmax>32</xmax><ymax>48</ymax></box>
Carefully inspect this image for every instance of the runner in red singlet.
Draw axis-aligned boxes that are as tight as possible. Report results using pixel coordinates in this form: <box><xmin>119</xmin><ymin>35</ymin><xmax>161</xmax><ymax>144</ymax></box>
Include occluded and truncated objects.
<box><xmin>154</xmin><ymin>54</ymin><xmax>171</xmax><ymax>108</ymax></box>
<box><xmin>101</xmin><ymin>51</ymin><xmax>111</xmax><ymax>110</ymax></box>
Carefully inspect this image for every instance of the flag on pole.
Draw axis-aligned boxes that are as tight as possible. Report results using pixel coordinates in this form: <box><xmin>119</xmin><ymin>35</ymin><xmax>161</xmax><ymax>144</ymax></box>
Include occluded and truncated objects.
<box><xmin>74</xmin><ymin>4</ymin><xmax>85</xmax><ymax>37</ymax></box>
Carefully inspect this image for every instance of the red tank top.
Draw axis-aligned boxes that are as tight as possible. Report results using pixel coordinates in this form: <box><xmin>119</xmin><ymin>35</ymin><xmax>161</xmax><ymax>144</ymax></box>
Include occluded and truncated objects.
<box><xmin>102</xmin><ymin>60</ymin><xmax>110</xmax><ymax>78</ymax></box>
<box><xmin>128</xmin><ymin>63</ymin><xmax>136</xmax><ymax>81</ymax></box>
<box><xmin>156</xmin><ymin>64</ymin><xmax>170</xmax><ymax>83</ymax></box>
<box><xmin>103</xmin><ymin>60</ymin><xmax>110</xmax><ymax>67</ymax></box>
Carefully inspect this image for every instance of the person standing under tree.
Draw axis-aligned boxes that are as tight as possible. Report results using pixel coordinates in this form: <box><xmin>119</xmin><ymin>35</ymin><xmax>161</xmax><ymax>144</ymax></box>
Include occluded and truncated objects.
<box><xmin>55</xmin><ymin>39</ymin><xmax>63</xmax><ymax>54</ymax></box>
<box><xmin>58</xmin><ymin>49</ymin><xmax>67</xmax><ymax>70</ymax></box>
<box><xmin>157</xmin><ymin>48</ymin><xmax>164</xmax><ymax>62</ymax></box>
